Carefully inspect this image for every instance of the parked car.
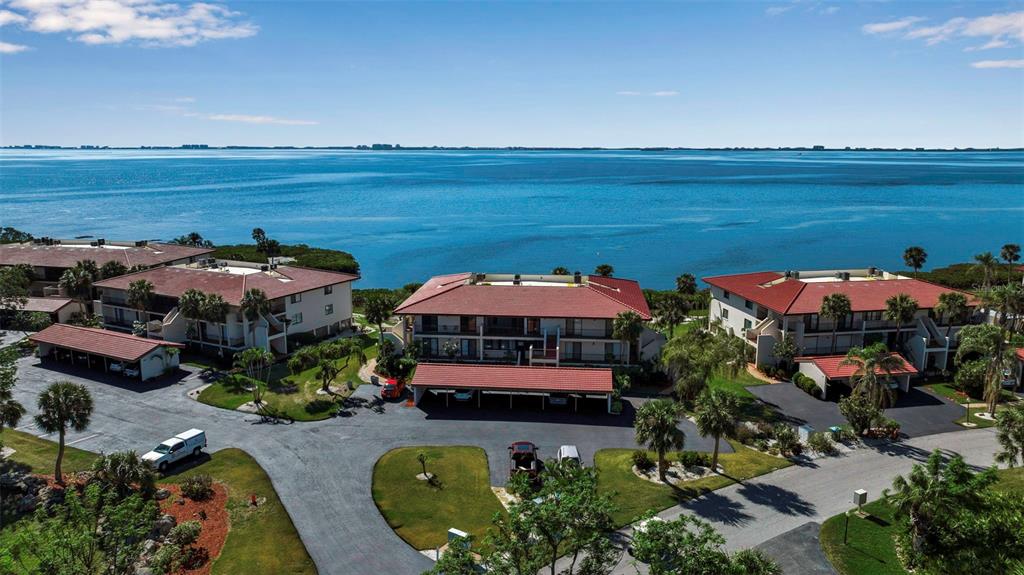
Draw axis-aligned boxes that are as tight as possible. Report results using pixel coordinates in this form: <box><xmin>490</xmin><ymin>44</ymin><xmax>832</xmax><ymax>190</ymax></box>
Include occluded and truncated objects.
<box><xmin>453</xmin><ymin>390</ymin><xmax>474</xmax><ymax>402</ymax></box>
<box><xmin>556</xmin><ymin>445</ymin><xmax>582</xmax><ymax>467</ymax></box>
<box><xmin>548</xmin><ymin>393</ymin><xmax>569</xmax><ymax>406</ymax></box>
<box><xmin>381</xmin><ymin>378</ymin><xmax>405</xmax><ymax>400</ymax></box>
<box><xmin>123</xmin><ymin>366</ymin><xmax>140</xmax><ymax>378</ymax></box>
<box><xmin>109</xmin><ymin>362</ymin><xmax>124</xmax><ymax>373</ymax></box>
<box><xmin>509</xmin><ymin>441</ymin><xmax>541</xmax><ymax>481</ymax></box>
<box><xmin>142</xmin><ymin>429</ymin><xmax>207</xmax><ymax>472</ymax></box>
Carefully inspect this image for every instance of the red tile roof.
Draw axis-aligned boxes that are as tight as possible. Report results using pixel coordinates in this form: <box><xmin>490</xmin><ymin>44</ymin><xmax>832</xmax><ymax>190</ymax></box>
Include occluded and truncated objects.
<box><xmin>0</xmin><ymin>242</ymin><xmax>212</xmax><ymax>269</ymax></box>
<box><xmin>704</xmin><ymin>272</ymin><xmax>976</xmax><ymax>315</ymax></box>
<box><xmin>797</xmin><ymin>353</ymin><xmax>917</xmax><ymax>380</ymax></box>
<box><xmin>29</xmin><ymin>324</ymin><xmax>183</xmax><ymax>362</ymax></box>
<box><xmin>410</xmin><ymin>363</ymin><xmax>613</xmax><ymax>394</ymax></box>
<box><xmin>16</xmin><ymin>297</ymin><xmax>75</xmax><ymax>314</ymax></box>
<box><xmin>395</xmin><ymin>274</ymin><xmax>652</xmax><ymax>320</ymax></box>
<box><xmin>95</xmin><ymin>265</ymin><xmax>358</xmax><ymax>306</ymax></box>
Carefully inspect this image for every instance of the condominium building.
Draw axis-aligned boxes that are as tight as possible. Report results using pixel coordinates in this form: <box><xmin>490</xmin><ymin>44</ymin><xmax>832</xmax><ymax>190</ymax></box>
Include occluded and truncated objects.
<box><xmin>704</xmin><ymin>268</ymin><xmax>981</xmax><ymax>372</ymax></box>
<box><xmin>94</xmin><ymin>260</ymin><xmax>357</xmax><ymax>355</ymax></box>
<box><xmin>395</xmin><ymin>272</ymin><xmax>665</xmax><ymax>366</ymax></box>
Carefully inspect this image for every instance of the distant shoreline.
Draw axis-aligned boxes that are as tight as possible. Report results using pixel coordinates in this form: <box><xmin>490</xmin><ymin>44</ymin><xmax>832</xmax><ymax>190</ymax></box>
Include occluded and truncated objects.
<box><xmin>3</xmin><ymin>145</ymin><xmax>1022</xmax><ymax>153</ymax></box>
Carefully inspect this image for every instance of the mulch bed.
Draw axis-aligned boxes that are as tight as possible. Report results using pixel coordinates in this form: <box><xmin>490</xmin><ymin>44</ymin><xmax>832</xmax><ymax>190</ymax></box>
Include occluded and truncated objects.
<box><xmin>158</xmin><ymin>483</ymin><xmax>230</xmax><ymax>575</ymax></box>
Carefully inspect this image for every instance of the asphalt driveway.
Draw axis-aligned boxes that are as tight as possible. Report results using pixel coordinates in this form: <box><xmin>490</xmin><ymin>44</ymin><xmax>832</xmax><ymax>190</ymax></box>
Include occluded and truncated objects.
<box><xmin>748</xmin><ymin>382</ymin><xmax>964</xmax><ymax>438</ymax></box>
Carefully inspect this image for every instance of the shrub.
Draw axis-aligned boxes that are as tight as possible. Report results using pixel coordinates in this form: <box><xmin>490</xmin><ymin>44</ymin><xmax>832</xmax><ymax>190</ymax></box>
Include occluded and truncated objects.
<box><xmin>678</xmin><ymin>451</ymin><xmax>711</xmax><ymax>468</ymax></box>
<box><xmin>807</xmin><ymin>432</ymin><xmax>837</xmax><ymax>456</ymax></box>
<box><xmin>752</xmin><ymin>439</ymin><xmax>770</xmax><ymax>452</ymax></box>
<box><xmin>149</xmin><ymin>543</ymin><xmax>182</xmax><ymax>575</ymax></box>
<box><xmin>732</xmin><ymin>423</ymin><xmax>757</xmax><ymax>445</ymax></box>
<box><xmin>954</xmin><ymin>359</ymin><xmax>987</xmax><ymax>399</ymax></box>
<box><xmin>168</xmin><ymin>521</ymin><xmax>202</xmax><ymax>547</ymax></box>
<box><xmin>180</xmin><ymin>474</ymin><xmax>213</xmax><ymax>501</ymax></box>
<box><xmin>773</xmin><ymin>424</ymin><xmax>800</xmax><ymax>456</ymax></box>
<box><xmin>632</xmin><ymin>450</ymin><xmax>655</xmax><ymax>472</ymax></box>
<box><xmin>792</xmin><ymin>373</ymin><xmax>822</xmax><ymax>399</ymax></box>
<box><xmin>839</xmin><ymin>394</ymin><xmax>881</xmax><ymax>436</ymax></box>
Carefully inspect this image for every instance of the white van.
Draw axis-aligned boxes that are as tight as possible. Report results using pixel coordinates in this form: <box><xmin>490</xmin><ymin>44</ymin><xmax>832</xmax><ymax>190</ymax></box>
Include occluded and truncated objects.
<box><xmin>142</xmin><ymin>429</ymin><xmax>207</xmax><ymax>471</ymax></box>
<box><xmin>556</xmin><ymin>445</ymin><xmax>582</xmax><ymax>467</ymax></box>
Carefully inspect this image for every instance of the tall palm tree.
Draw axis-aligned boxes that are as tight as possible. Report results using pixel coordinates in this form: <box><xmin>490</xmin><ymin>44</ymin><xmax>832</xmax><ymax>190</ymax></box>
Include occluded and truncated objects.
<box><xmin>884</xmin><ymin>293</ymin><xmax>918</xmax><ymax>351</ymax></box>
<box><xmin>98</xmin><ymin>260</ymin><xmax>128</xmax><ymax>280</ymax></box>
<box><xmin>981</xmin><ymin>284</ymin><xmax>1023</xmax><ymax>330</ymax></box>
<box><xmin>934</xmin><ymin>291</ymin><xmax>968</xmax><ymax>337</ymax></box>
<box><xmin>840</xmin><ymin>343</ymin><xmax>904</xmax><ymax>409</ymax></box>
<box><xmin>955</xmin><ymin>323</ymin><xmax>1015</xmax><ymax>415</ymax></box>
<box><xmin>675</xmin><ymin>273</ymin><xmax>697</xmax><ymax>295</ymax></box>
<box><xmin>903</xmin><ymin>246</ymin><xmax>927</xmax><ymax>277</ymax></box>
<box><xmin>90</xmin><ymin>450</ymin><xmax>157</xmax><ymax>499</ymax></box>
<box><xmin>75</xmin><ymin>259</ymin><xmax>99</xmax><ymax>282</ymax></box>
<box><xmin>1000</xmin><ymin>243</ymin><xmax>1020</xmax><ymax>284</ymax></box>
<box><xmin>995</xmin><ymin>403</ymin><xmax>1024</xmax><ymax>468</ymax></box>
<box><xmin>0</xmin><ymin>355</ymin><xmax>26</xmax><ymax>430</ymax></box>
<box><xmin>317</xmin><ymin>358</ymin><xmax>341</xmax><ymax>394</ymax></box>
<box><xmin>612</xmin><ymin>310</ymin><xmax>644</xmax><ymax>365</ymax></box>
<box><xmin>634</xmin><ymin>399</ymin><xmax>684</xmax><ymax>481</ymax></box>
<box><xmin>973</xmin><ymin>251</ymin><xmax>998</xmax><ymax>288</ymax></box>
<box><xmin>201</xmin><ymin>293</ymin><xmax>231</xmax><ymax>347</ymax></box>
<box><xmin>126</xmin><ymin>279</ymin><xmax>154</xmax><ymax>336</ymax></box>
<box><xmin>657</xmin><ymin>293</ymin><xmax>689</xmax><ymax>336</ymax></box>
<box><xmin>34</xmin><ymin>381</ymin><xmax>93</xmax><ymax>484</ymax></box>
<box><xmin>363</xmin><ymin>292</ymin><xmax>396</xmax><ymax>347</ymax></box>
<box><xmin>694</xmin><ymin>389</ymin><xmax>740</xmax><ymax>472</ymax></box>
<box><xmin>233</xmin><ymin>347</ymin><xmax>273</xmax><ymax>406</ymax></box>
<box><xmin>239</xmin><ymin>288</ymin><xmax>271</xmax><ymax>349</ymax></box>
<box><xmin>819</xmin><ymin>293</ymin><xmax>852</xmax><ymax>354</ymax></box>
<box><xmin>59</xmin><ymin>266</ymin><xmax>93</xmax><ymax>314</ymax></box>
<box><xmin>177</xmin><ymin>288</ymin><xmax>207</xmax><ymax>345</ymax></box>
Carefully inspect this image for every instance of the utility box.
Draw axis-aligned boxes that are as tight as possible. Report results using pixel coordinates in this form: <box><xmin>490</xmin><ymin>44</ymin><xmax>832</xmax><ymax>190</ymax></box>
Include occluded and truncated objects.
<box><xmin>798</xmin><ymin>424</ymin><xmax>814</xmax><ymax>443</ymax></box>
<box><xmin>853</xmin><ymin>489</ymin><xmax>867</xmax><ymax>506</ymax></box>
<box><xmin>448</xmin><ymin>528</ymin><xmax>470</xmax><ymax>549</ymax></box>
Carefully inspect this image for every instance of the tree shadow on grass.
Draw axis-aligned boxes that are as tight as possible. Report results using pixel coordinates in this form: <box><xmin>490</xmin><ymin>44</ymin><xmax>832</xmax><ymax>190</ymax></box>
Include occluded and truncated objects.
<box><xmin>304</xmin><ymin>399</ymin><xmax>335</xmax><ymax>414</ymax></box>
<box><xmin>736</xmin><ymin>482</ymin><xmax>816</xmax><ymax>517</ymax></box>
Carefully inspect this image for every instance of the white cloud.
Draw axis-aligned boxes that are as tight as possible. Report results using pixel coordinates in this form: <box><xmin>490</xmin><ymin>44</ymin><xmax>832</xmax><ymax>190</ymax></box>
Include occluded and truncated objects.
<box><xmin>862</xmin><ymin>16</ymin><xmax>926</xmax><ymax>35</ymax></box>
<box><xmin>652</xmin><ymin>90</ymin><xmax>679</xmax><ymax>97</ymax></box>
<box><xmin>204</xmin><ymin>114</ymin><xmax>318</xmax><ymax>126</ymax></box>
<box><xmin>0</xmin><ymin>9</ymin><xmax>28</xmax><ymax>25</ymax></box>
<box><xmin>2</xmin><ymin>0</ymin><xmax>257</xmax><ymax>47</ymax></box>
<box><xmin>765</xmin><ymin>5</ymin><xmax>794</xmax><ymax>17</ymax></box>
<box><xmin>0</xmin><ymin>40</ymin><xmax>31</xmax><ymax>53</ymax></box>
<box><xmin>970</xmin><ymin>59</ymin><xmax>1024</xmax><ymax>69</ymax></box>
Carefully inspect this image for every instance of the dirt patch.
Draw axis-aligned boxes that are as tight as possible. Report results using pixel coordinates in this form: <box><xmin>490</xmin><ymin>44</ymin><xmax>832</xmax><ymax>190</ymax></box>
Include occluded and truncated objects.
<box><xmin>159</xmin><ymin>483</ymin><xmax>230</xmax><ymax>575</ymax></box>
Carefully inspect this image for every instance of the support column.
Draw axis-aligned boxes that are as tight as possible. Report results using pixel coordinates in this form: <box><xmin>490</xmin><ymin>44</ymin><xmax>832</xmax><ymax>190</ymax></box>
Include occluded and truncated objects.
<box><xmin>607</xmin><ymin>394</ymin><xmax>612</xmax><ymax>414</ymax></box>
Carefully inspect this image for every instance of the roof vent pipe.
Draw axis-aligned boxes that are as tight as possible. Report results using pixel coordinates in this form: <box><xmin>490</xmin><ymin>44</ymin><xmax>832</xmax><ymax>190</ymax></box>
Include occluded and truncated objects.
<box><xmin>573</xmin><ymin>271</ymin><xmax>582</xmax><ymax>285</ymax></box>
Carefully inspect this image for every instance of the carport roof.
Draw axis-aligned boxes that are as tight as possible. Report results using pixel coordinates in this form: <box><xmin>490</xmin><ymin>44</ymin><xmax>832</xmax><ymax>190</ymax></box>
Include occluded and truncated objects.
<box><xmin>797</xmin><ymin>353</ymin><xmax>917</xmax><ymax>380</ymax></box>
<box><xmin>29</xmin><ymin>324</ymin><xmax>184</xmax><ymax>362</ymax></box>
<box><xmin>410</xmin><ymin>363</ymin><xmax>613</xmax><ymax>394</ymax></box>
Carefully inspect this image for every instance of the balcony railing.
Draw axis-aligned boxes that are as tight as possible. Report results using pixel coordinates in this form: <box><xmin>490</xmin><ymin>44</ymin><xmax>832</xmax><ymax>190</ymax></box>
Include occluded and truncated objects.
<box><xmin>419</xmin><ymin>325</ymin><xmax>479</xmax><ymax>335</ymax></box>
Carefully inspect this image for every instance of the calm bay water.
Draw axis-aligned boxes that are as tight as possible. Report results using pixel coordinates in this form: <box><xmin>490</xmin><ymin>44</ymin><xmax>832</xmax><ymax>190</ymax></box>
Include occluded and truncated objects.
<box><xmin>1</xmin><ymin>149</ymin><xmax>1022</xmax><ymax>288</ymax></box>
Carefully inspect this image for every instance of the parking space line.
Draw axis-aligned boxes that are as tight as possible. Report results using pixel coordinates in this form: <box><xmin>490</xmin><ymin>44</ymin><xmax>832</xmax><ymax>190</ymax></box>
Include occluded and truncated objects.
<box><xmin>15</xmin><ymin>424</ymin><xmax>36</xmax><ymax>431</ymax></box>
<box><xmin>36</xmin><ymin>432</ymin><xmax>51</xmax><ymax>438</ymax></box>
<box><xmin>67</xmin><ymin>433</ymin><xmax>100</xmax><ymax>445</ymax></box>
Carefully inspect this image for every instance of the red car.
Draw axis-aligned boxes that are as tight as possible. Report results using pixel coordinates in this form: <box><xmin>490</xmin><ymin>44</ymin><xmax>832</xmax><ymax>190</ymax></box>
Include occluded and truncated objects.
<box><xmin>380</xmin><ymin>378</ymin><xmax>404</xmax><ymax>400</ymax></box>
<box><xmin>508</xmin><ymin>441</ymin><xmax>541</xmax><ymax>481</ymax></box>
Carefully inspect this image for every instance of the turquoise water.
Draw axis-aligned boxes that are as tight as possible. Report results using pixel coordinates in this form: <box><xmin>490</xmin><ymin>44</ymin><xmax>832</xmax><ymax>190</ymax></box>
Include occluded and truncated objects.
<box><xmin>1</xmin><ymin>149</ymin><xmax>1022</xmax><ymax>287</ymax></box>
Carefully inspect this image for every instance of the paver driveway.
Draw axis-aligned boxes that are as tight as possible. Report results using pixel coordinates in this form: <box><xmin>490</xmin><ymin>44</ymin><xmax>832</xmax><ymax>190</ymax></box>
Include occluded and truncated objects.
<box><xmin>10</xmin><ymin>357</ymin><xmax>719</xmax><ymax>575</ymax></box>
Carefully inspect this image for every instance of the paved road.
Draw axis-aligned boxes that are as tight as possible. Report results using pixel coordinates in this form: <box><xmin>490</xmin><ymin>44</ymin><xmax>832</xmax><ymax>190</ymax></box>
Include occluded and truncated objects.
<box><xmin>10</xmin><ymin>357</ymin><xmax>718</xmax><ymax>575</ymax></box>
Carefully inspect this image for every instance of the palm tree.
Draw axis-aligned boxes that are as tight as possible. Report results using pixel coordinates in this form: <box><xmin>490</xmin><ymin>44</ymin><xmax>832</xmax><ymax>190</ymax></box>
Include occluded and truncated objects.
<box><xmin>363</xmin><ymin>292</ymin><xmax>395</xmax><ymax>347</ymax></box>
<box><xmin>694</xmin><ymin>389</ymin><xmax>740</xmax><ymax>472</ymax></box>
<box><xmin>91</xmin><ymin>450</ymin><xmax>157</xmax><ymax>499</ymax></box>
<box><xmin>0</xmin><ymin>358</ymin><xmax>26</xmax><ymax>430</ymax></box>
<box><xmin>819</xmin><ymin>293</ymin><xmax>852</xmax><ymax>354</ymax></box>
<box><xmin>840</xmin><ymin>343</ymin><xmax>904</xmax><ymax>409</ymax></box>
<box><xmin>233</xmin><ymin>347</ymin><xmax>273</xmax><ymax>406</ymax></box>
<box><xmin>239</xmin><ymin>288</ymin><xmax>271</xmax><ymax>349</ymax></box>
<box><xmin>75</xmin><ymin>259</ymin><xmax>99</xmax><ymax>282</ymax></box>
<box><xmin>934</xmin><ymin>291</ymin><xmax>968</xmax><ymax>337</ymax></box>
<box><xmin>201</xmin><ymin>293</ymin><xmax>230</xmax><ymax>347</ymax></box>
<box><xmin>675</xmin><ymin>273</ymin><xmax>697</xmax><ymax>295</ymax></box>
<box><xmin>98</xmin><ymin>260</ymin><xmax>128</xmax><ymax>280</ymax></box>
<box><xmin>973</xmin><ymin>251</ymin><xmax>998</xmax><ymax>288</ymax></box>
<box><xmin>657</xmin><ymin>293</ymin><xmax>689</xmax><ymax>336</ymax></box>
<box><xmin>955</xmin><ymin>323</ymin><xmax>1015</xmax><ymax>415</ymax></box>
<box><xmin>317</xmin><ymin>358</ymin><xmax>340</xmax><ymax>394</ymax></box>
<box><xmin>34</xmin><ymin>381</ymin><xmax>93</xmax><ymax>484</ymax></box>
<box><xmin>59</xmin><ymin>266</ymin><xmax>93</xmax><ymax>314</ymax></box>
<box><xmin>902</xmin><ymin>246</ymin><xmax>927</xmax><ymax>277</ymax></box>
<box><xmin>981</xmin><ymin>284</ymin><xmax>1023</xmax><ymax>330</ymax></box>
<box><xmin>995</xmin><ymin>403</ymin><xmax>1024</xmax><ymax>468</ymax></box>
<box><xmin>634</xmin><ymin>399</ymin><xmax>684</xmax><ymax>481</ymax></box>
<box><xmin>126</xmin><ymin>279</ymin><xmax>154</xmax><ymax>336</ymax></box>
<box><xmin>177</xmin><ymin>288</ymin><xmax>207</xmax><ymax>345</ymax></box>
<box><xmin>1000</xmin><ymin>243</ymin><xmax>1020</xmax><ymax>284</ymax></box>
<box><xmin>594</xmin><ymin>264</ymin><xmax>614</xmax><ymax>277</ymax></box>
<box><xmin>884</xmin><ymin>293</ymin><xmax>918</xmax><ymax>351</ymax></box>
<box><xmin>551</xmin><ymin>266</ymin><xmax>570</xmax><ymax>275</ymax></box>
<box><xmin>612</xmin><ymin>311</ymin><xmax>644</xmax><ymax>365</ymax></box>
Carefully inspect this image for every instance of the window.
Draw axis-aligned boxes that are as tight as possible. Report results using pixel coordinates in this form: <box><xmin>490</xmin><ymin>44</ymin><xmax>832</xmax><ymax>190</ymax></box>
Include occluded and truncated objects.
<box><xmin>723</xmin><ymin>290</ymin><xmax>732</xmax><ymax>299</ymax></box>
<box><xmin>863</xmin><ymin>311</ymin><xmax>882</xmax><ymax>322</ymax></box>
<box><xmin>325</xmin><ymin>304</ymin><xmax>334</xmax><ymax>316</ymax></box>
<box><xmin>292</xmin><ymin>312</ymin><xmax>303</xmax><ymax>325</ymax></box>
<box><xmin>744</xmin><ymin>299</ymin><xmax>754</xmax><ymax>310</ymax></box>
<box><xmin>743</xmin><ymin>319</ymin><xmax>752</xmax><ymax>330</ymax></box>
<box><xmin>421</xmin><ymin>315</ymin><xmax>438</xmax><ymax>332</ymax></box>
<box><xmin>324</xmin><ymin>285</ymin><xmax>333</xmax><ymax>295</ymax></box>
<box><xmin>721</xmin><ymin>308</ymin><xmax>730</xmax><ymax>319</ymax></box>
<box><xmin>290</xmin><ymin>293</ymin><xmax>302</xmax><ymax>304</ymax></box>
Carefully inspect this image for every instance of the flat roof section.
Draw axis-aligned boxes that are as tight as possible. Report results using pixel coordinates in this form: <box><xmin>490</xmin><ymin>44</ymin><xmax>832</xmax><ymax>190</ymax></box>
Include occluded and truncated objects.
<box><xmin>410</xmin><ymin>363</ymin><xmax>613</xmax><ymax>394</ymax></box>
<box><xmin>29</xmin><ymin>324</ymin><xmax>184</xmax><ymax>362</ymax></box>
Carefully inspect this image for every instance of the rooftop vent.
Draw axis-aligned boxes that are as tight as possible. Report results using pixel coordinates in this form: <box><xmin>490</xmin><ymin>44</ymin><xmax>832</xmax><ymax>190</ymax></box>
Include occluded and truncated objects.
<box><xmin>260</xmin><ymin>265</ymin><xmax>270</xmax><ymax>272</ymax></box>
<box><xmin>474</xmin><ymin>273</ymin><xmax>485</xmax><ymax>284</ymax></box>
<box><xmin>135</xmin><ymin>240</ymin><xmax>148</xmax><ymax>247</ymax></box>
<box><xmin>573</xmin><ymin>271</ymin><xmax>582</xmax><ymax>285</ymax></box>
<box><xmin>868</xmin><ymin>267</ymin><xmax>877</xmax><ymax>276</ymax></box>
<box><xmin>513</xmin><ymin>273</ymin><xmax>521</xmax><ymax>286</ymax></box>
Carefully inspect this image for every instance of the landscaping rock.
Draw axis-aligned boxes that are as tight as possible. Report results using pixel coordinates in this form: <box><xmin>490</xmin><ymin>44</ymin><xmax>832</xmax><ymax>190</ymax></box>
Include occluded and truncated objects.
<box><xmin>152</xmin><ymin>514</ymin><xmax>177</xmax><ymax>538</ymax></box>
<box><xmin>154</xmin><ymin>488</ymin><xmax>171</xmax><ymax>501</ymax></box>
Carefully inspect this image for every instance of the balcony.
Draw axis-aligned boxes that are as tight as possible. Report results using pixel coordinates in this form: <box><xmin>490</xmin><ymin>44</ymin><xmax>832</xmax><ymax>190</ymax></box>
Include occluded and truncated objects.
<box><xmin>418</xmin><ymin>325</ymin><xmax>479</xmax><ymax>336</ymax></box>
<box><xmin>562</xmin><ymin>328</ymin><xmax>614</xmax><ymax>339</ymax></box>
<box><xmin>484</xmin><ymin>326</ymin><xmax>541</xmax><ymax>338</ymax></box>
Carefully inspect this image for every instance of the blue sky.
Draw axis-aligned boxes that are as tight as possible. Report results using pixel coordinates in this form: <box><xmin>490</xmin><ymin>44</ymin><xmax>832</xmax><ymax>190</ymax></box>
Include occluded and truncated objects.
<box><xmin>1</xmin><ymin>1</ymin><xmax>1022</xmax><ymax>148</ymax></box>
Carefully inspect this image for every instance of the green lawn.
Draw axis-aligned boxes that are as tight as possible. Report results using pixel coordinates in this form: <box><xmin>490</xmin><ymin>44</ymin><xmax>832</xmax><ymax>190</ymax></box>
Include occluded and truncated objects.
<box><xmin>164</xmin><ymin>449</ymin><xmax>317</xmax><ymax>575</ymax></box>
<box><xmin>0</xmin><ymin>432</ymin><xmax>315</xmax><ymax>575</ymax></box>
<box><xmin>819</xmin><ymin>468</ymin><xmax>1024</xmax><ymax>575</ymax></box>
<box><xmin>198</xmin><ymin>335</ymin><xmax>378</xmax><ymax>421</ymax></box>
<box><xmin>595</xmin><ymin>440</ymin><xmax>792</xmax><ymax>527</ymax></box>
<box><xmin>372</xmin><ymin>446</ymin><xmax>505</xmax><ymax>550</ymax></box>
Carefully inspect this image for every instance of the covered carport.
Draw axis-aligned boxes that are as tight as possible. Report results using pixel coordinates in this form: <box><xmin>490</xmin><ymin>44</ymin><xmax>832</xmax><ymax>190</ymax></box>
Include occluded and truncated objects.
<box><xmin>29</xmin><ymin>324</ymin><xmax>183</xmax><ymax>382</ymax></box>
<box><xmin>797</xmin><ymin>352</ymin><xmax>918</xmax><ymax>396</ymax></box>
<box><xmin>410</xmin><ymin>363</ymin><xmax>614</xmax><ymax>413</ymax></box>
